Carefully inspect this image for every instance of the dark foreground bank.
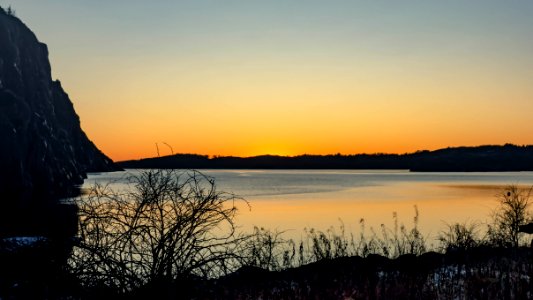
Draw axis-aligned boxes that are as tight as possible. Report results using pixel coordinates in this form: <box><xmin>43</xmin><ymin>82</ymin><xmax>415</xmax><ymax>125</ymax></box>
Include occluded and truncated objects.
<box><xmin>195</xmin><ymin>247</ymin><xmax>532</xmax><ymax>300</ymax></box>
<box><xmin>2</xmin><ymin>245</ymin><xmax>530</xmax><ymax>299</ymax></box>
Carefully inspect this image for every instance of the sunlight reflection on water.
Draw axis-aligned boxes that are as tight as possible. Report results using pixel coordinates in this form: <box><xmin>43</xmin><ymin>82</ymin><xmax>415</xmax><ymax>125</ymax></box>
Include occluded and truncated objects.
<box><xmin>83</xmin><ymin>169</ymin><xmax>533</xmax><ymax>242</ymax></box>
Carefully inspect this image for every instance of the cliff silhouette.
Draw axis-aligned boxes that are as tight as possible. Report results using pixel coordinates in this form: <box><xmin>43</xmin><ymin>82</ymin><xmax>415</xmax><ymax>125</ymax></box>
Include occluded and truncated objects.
<box><xmin>0</xmin><ymin>8</ymin><xmax>119</xmax><ymax>235</ymax></box>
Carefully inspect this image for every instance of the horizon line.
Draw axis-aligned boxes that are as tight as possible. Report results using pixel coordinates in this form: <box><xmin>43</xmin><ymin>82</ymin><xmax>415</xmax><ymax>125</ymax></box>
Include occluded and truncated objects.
<box><xmin>117</xmin><ymin>143</ymin><xmax>531</xmax><ymax>162</ymax></box>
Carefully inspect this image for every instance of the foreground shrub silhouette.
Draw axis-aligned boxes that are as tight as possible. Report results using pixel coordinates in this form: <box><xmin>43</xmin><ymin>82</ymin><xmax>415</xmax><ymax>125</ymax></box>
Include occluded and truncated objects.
<box><xmin>438</xmin><ymin>221</ymin><xmax>481</xmax><ymax>251</ymax></box>
<box><xmin>69</xmin><ymin>169</ymin><xmax>246</xmax><ymax>293</ymax></box>
<box><xmin>67</xmin><ymin>175</ymin><xmax>533</xmax><ymax>298</ymax></box>
<box><xmin>240</xmin><ymin>226</ymin><xmax>297</xmax><ymax>271</ymax></box>
<box><xmin>487</xmin><ymin>185</ymin><xmax>532</xmax><ymax>247</ymax></box>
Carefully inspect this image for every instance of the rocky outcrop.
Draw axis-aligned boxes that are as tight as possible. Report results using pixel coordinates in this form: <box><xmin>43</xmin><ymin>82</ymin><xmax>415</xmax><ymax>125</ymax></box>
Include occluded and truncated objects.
<box><xmin>0</xmin><ymin>8</ymin><xmax>119</xmax><ymax>235</ymax></box>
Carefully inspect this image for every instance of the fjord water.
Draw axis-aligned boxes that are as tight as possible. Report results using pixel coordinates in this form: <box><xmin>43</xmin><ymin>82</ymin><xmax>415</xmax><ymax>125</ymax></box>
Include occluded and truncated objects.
<box><xmin>83</xmin><ymin>170</ymin><xmax>533</xmax><ymax>241</ymax></box>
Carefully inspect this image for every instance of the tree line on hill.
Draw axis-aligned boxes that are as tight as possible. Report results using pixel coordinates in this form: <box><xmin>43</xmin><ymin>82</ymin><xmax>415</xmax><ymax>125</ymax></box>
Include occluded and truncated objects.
<box><xmin>118</xmin><ymin>144</ymin><xmax>533</xmax><ymax>171</ymax></box>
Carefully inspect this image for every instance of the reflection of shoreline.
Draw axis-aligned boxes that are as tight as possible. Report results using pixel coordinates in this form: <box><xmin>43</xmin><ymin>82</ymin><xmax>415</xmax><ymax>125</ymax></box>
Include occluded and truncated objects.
<box><xmin>439</xmin><ymin>184</ymin><xmax>531</xmax><ymax>192</ymax></box>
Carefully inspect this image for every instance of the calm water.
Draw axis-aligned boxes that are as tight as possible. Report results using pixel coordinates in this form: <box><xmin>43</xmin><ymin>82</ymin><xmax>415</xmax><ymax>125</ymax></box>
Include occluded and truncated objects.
<box><xmin>83</xmin><ymin>169</ymin><xmax>533</xmax><ymax>241</ymax></box>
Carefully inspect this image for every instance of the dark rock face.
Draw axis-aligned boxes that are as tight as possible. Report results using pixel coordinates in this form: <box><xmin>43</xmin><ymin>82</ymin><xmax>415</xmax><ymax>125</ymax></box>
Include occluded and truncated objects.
<box><xmin>0</xmin><ymin>9</ymin><xmax>119</xmax><ymax>235</ymax></box>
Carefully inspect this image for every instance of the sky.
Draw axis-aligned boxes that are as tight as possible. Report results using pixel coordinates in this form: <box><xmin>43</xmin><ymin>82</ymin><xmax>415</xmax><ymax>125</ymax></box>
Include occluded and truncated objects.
<box><xmin>5</xmin><ymin>1</ymin><xmax>533</xmax><ymax>161</ymax></box>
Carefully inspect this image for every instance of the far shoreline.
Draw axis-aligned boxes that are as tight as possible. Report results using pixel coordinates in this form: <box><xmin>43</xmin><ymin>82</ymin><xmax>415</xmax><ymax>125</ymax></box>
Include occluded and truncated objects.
<box><xmin>116</xmin><ymin>144</ymin><xmax>533</xmax><ymax>172</ymax></box>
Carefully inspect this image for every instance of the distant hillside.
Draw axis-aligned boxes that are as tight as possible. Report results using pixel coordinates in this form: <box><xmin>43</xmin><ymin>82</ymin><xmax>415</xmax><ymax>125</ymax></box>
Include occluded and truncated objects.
<box><xmin>118</xmin><ymin>144</ymin><xmax>533</xmax><ymax>171</ymax></box>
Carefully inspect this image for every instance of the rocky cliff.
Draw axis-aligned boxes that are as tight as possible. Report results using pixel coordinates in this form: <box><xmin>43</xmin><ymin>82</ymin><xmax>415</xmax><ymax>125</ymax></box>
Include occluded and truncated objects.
<box><xmin>0</xmin><ymin>8</ymin><xmax>119</xmax><ymax>235</ymax></box>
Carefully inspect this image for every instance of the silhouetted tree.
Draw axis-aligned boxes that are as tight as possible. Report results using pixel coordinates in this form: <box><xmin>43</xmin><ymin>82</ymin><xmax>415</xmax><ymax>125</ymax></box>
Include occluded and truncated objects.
<box><xmin>69</xmin><ymin>169</ymin><xmax>247</xmax><ymax>293</ymax></box>
<box><xmin>487</xmin><ymin>185</ymin><xmax>532</xmax><ymax>247</ymax></box>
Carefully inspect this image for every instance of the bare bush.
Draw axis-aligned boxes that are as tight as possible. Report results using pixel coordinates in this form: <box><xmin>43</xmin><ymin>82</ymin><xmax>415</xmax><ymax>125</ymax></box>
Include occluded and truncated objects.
<box><xmin>487</xmin><ymin>185</ymin><xmax>532</xmax><ymax>247</ymax></box>
<box><xmin>69</xmin><ymin>169</ymin><xmax>246</xmax><ymax>292</ymax></box>
<box><xmin>438</xmin><ymin>221</ymin><xmax>481</xmax><ymax>251</ymax></box>
<box><xmin>240</xmin><ymin>227</ymin><xmax>296</xmax><ymax>271</ymax></box>
<box><xmin>305</xmin><ymin>222</ymin><xmax>350</xmax><ymax>261</ymax></box>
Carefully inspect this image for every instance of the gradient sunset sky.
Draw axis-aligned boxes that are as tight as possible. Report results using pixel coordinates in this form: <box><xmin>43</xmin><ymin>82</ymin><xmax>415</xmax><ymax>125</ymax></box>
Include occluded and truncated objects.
<box><xmin>7</xmin><ymin>1</ymin><xmax>533</xmax><ymax>161</ymax></box>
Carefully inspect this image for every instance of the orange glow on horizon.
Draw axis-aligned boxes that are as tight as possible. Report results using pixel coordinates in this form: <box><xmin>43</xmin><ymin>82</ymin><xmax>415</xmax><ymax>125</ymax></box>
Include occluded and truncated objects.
<box><xmin>72</xmin><ymin>57</ymin><xmax>533</xmax><ymax>162</ymax></box>
<box><xmin>13</xmin><ymin>1</ymin><xmax>533</xmax><ymax>163</ymax></box>
<box><xmin>98</xmin><ymin>138</ymin><xmax>529</xmax><ymax>162</ymax></box>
